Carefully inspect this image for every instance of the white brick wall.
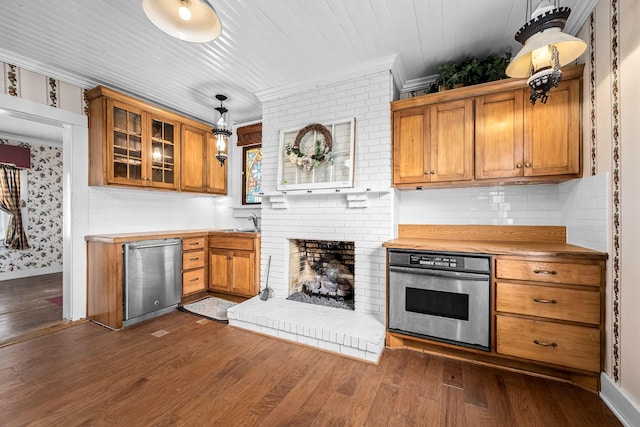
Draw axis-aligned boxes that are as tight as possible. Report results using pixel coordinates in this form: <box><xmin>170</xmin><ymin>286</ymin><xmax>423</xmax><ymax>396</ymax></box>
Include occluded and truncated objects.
<box><xmin>260</xmin><ymin>71</ymin><xmax>394</xmax><ymax>323</ymax></box>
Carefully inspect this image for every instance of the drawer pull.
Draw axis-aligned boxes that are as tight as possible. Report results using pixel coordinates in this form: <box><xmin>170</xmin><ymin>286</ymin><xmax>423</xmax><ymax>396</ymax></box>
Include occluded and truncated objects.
<box><xmin>533</xmin><ymin>269</ymin><xmax>557</xmax><ymax>275</ymax></box>
<box><xmin>189</xmin><ymin>242</ymin><xmax>200</xmax><ymax>246</ymax></box>
<box><xmin>189</xmin><ymin>257</ymin><xmax>200</xmax><ymax>261</ymax></box>
<box><xmin>533</xmin><ymin>339</ymin><xmax>557</xmax><ymax>348</ymax></box>
<box><xmin>189</xmin><ymin>278</ymin><xmax>199</xmax><ymax>282</ymax></box>
<box><xmin>533</xmin><ymin>297</ymin><xmax>558</xmax><ymax>304</ymax></box>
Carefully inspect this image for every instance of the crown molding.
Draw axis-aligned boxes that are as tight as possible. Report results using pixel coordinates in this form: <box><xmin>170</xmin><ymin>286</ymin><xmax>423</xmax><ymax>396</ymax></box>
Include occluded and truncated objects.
<box><xmin>0</xmin><ymin>48</ymin><xmax>97</xmax><ymax>89</ymax></box>
<box><xmin>256</xmin><ymin>54</ymin><xmax>399</xmax><ymax>102</ymax></box>
<box><xmin>402</xmin><ymin>73</ymin><xmax>439</xmax><ymax>93</ymax></box>
<box><xmin>565</xmin><ymin>0</ymin><xmax>598</xmax><ymax>35</ymax></box>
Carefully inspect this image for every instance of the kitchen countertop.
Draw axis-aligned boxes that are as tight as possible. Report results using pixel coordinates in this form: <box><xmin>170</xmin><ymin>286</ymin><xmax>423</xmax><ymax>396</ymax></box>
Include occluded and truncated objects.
<box><xmin>382</xmin><ymin>237</ymin><xmax>607</xmax><ymax>259</ymax></box>
<box><xmin>85</xmin><ymin>229</ymin><xmax>260</xmax><ymax>244</ymax></box>
<box><xmin>383</xmin><ymin>225</ymin><xmax>607</xmax><ymax>259</ymax></box>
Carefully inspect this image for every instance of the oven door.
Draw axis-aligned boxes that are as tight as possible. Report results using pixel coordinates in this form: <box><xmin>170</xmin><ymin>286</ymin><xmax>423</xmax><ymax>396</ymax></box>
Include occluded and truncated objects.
<box><xmin>388</xmin><ymin>266</ymin><xmax>490</xmax><ymax>350</ymax></box>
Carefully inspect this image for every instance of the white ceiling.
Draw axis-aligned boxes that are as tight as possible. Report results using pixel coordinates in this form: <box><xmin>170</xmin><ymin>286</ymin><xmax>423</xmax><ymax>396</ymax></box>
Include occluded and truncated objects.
<box><xmin>0</xmin><ymin>0</ymin><xmax>596</xmax><ymax>126</ymax></box>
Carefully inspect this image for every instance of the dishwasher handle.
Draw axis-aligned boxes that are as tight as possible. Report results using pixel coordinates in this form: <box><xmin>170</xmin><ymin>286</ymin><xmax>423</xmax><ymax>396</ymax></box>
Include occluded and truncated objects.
<box><xmin>126</xmin><ymin>239</ymin><xmax>182</xmax><ymax>250</ymax></box>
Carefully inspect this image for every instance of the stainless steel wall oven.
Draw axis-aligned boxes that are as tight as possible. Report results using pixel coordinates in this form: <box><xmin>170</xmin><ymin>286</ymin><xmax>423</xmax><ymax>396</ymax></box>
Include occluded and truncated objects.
<box><xmin>388</xmin><ymin>249</ymin><xmax>492</xmax><ymax>351</ymax></box>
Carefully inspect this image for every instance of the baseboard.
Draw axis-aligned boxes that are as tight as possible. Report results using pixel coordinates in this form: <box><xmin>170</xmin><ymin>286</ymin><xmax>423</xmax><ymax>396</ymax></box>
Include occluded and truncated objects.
<box><xmin>0</xmin><ymin>265</ymin><xmax>62</xmax><ymax>281</ymax></box>
<box><xmin>600</xmin><ymin>373</ymin><xmax>640</xmax><ymax>427</ymax></box>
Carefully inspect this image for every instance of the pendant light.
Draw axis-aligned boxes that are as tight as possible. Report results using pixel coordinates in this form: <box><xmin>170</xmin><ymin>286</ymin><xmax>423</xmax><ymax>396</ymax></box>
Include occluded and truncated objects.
<box><xmin>211</xmin><ymin>94</ymin><xmax>231</xmax><ymax>166</ymax></box>
<box><xmin>142</xmin><ymin>0</ymin><xmax>222</xmax><ymax>43</ymax></box>
<box><xmin>506</xmin><ymin>0</ymin><xmax>587</xmax><ymax>105</ymax></box>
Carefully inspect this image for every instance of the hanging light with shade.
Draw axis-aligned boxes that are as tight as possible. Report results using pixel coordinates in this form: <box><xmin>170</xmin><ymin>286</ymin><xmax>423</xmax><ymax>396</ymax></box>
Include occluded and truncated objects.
<box><xmin>211</xmin><ymin>94</ymin><xmax>231</xmax><ymax>166</ymax></box>
<box><xmin>506</xmin><ymin>0</ymin><xmax>587</xmax><ymax>105</ymax></box>
<box><xmin>141</xmin><ymin>0</ymin><xmax>222</xmax><ymax>43</ymax></box>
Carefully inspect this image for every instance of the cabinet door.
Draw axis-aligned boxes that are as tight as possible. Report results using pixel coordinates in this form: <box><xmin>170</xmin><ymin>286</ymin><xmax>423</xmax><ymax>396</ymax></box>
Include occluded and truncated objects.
<box><xmin>230</xmin><ymin>250</ymin><xmax>255</xmax><ymax>296</ymax></box>
<box><xmin>206</xmin><ymin>133</ymin><xmax>227</xmax><ymax>194</ymax></box>
<box><xmin>107</xmin><ymin>99</ymin><xmax>145</xmax><ymax>186</ymax></box>
<box><xmin>430</xmin><ymin>99</ymin><xmax>474</xmax><ymax>182</ymax></box>
<box><xmin>209</xmin><ymin>249</ymin><xmax>230</xmax><ymax>292</ymax></box>
<box><xmin>181</xmin><ymin>125</ymin><xmax>207</xmax><ymax>192</ymax></box>
<box><xmin>524</xmin><ymin>79</ymin><xmax>581</xmax><ymax>177</ymax></box>
<box><xmin>148</xmin><ymin>114</ymin><xmax>179</xmax><ymax>189</ymax></box>
<box><xmin>393</xmin><ymin>107</ymin><xmax>430</xmax><ymax>184</ymax></box>
<box><xmin>475</xmin><ymin>90</ymin><xmax>524</xmax><ymax>179</ymax></box>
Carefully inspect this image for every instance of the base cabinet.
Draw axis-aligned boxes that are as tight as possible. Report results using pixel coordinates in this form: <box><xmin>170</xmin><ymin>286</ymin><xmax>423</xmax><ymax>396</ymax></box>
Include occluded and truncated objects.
<box><xmin>181</xmin><ymin>236</ymin><xmax>207</xmax><ymax>296</ymax></box>
<box><xmin>208</xmin><ymin>233</ymin><xmax>260</xmax><ymax>297</ymax></box>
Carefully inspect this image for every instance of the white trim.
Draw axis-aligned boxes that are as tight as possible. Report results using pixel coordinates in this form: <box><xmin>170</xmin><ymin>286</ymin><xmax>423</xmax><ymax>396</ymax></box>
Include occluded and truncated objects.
<box><xmin>0</xmin><ymin>48</ymin><xmax>96</xmax><ymax>89</ymax></box>
<box><xmin>402</xmin><ymin>73</ymin><xmax>439</xmax><ymax>93</ymax></box>
<box><xmin>256</xmin><ymin>54</ymin><xmax>399</xmax><ymax>102</ymax></box>
<box><xmin>0</xmin><ymin>265</ymin><xmax>63</xmax><ymax>281</ymax></box>
<box><xmin>600</xmin><ymin>373</ymin><xmax>640</xmax><ymax>427</ymax></box>
<box><xmin>565</xmin><ymin>0</ymin><xmax>600</xmax><ymax>36</ymax></box>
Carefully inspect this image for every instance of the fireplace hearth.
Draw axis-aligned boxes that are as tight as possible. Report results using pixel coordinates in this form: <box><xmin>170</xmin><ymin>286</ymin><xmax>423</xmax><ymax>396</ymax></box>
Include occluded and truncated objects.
<box><xmin>287</xmin><ymin>239</ymin><xmax>355</xmax><ymax>310</ymax></box>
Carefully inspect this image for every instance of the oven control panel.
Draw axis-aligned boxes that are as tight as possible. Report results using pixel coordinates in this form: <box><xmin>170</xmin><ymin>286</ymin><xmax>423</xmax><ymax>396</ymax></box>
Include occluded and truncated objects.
<box><xmin>409</xmin><ymin>254</ymin><xmax>459</xmax><ymax>268</ymax></box>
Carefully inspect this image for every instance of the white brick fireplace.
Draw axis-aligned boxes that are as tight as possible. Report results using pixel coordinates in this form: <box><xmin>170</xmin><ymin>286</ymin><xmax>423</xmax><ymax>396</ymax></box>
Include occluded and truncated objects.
<box><xmin>227</xmin><ymin>60</ymin><xmax>397</xmax><ymax>362</ymax></box>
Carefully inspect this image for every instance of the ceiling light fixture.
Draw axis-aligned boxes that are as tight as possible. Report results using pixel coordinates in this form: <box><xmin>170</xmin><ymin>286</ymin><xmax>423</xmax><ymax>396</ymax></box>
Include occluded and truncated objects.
<box><xmin>142</xmin><ymin>0</ymin><xmax>222</xmax><ymax>43</ymax></box>
<box><xmin>211</xmin><ymin>94</ymin><xmax>231</xmax><ymax>166</ymax></box>
<box><xmin>506</xmin><ymin>0</ymin><xmax>587</xmax><ymax>105</ymax></box>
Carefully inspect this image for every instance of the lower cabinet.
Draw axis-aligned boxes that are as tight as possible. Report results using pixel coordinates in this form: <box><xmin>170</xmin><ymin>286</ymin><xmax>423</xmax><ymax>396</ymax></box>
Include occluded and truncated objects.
<box><xmin>208</xmin><ymin>233</ymin><xmax>260</xmax><ymax>297</ymax></box>
<box><xmin>181</xmin><ymin>236</ymin><xmax>207</xmax><ymax>296</ymax></box>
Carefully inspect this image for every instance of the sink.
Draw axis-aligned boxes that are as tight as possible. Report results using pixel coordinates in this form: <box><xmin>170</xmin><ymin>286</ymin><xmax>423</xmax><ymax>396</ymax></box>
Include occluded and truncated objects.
<box><xmin>217</xmin><ymin>228</ymin><xmax>259</xmax><ymax>233</ymax></box>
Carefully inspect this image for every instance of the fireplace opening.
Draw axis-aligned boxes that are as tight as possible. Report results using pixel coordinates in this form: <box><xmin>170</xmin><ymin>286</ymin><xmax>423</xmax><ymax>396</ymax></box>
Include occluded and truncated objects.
<box><xmin>287</xmin><ymin>239</ymin><xmax>355</xmax><ymax>310</ymax></box>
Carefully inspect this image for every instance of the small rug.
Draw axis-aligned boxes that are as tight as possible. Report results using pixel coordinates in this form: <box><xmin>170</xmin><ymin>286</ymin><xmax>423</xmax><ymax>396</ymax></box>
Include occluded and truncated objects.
<box><xmin>179</xmin><ymin>297</ymin><xmax>236</xmax><ymax>322</ymax></box>
<box><xmin>45</xmin><ymin>296</ymin><xmax>63</xmax><ymax>306</ymax></box>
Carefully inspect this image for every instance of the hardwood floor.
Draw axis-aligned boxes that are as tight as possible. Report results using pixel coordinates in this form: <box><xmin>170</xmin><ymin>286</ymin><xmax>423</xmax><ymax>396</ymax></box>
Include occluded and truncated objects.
<box><xmin>0</xmin><ymin>310</ymin><xmax>621</xmax><ymax>426</ymax></box>
<box><xmin>0</xmin><ymin>273</ymin><xmax>64</xmax><ymax>345</ymax></box>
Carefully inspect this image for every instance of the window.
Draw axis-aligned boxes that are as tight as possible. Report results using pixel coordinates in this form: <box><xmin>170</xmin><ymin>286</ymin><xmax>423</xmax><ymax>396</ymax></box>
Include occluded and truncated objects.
<box><xmin>0</xmin><ymin>209</ymin><xmax>10</xmax><ymax>244</ymax></box>
<box><xmin>242</xmin><ymin>146</ymin><xmax>262</xmax><ymax>204</ymax></box>
<box><xmin>236</xmin><ymin>123</ymin><xmax>262</xmax><ymax>205</ymax></box>
<box><xmin>0</xmin><ymin>168</ymin><xmax>28</xmax><ymax>246</ymax></box>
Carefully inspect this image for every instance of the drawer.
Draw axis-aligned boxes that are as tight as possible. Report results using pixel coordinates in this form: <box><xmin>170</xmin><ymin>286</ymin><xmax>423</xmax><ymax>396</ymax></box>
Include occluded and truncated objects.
<box><xmin>496</xmin><ymin>315</ymin><xmax>600</xmax><ymax>372</ymax></box>
<box><xmin>495</xmin><ymin>259</ymin><xmax>601</xmax><ymax>287</ymax></box>
<box><xmin>496</xmin><ymin>282</ymin><xmax>600</xmax><ymax>325</ymax></box>
<box><xmin>209</xmin><ymin>236</ymin><xmax>254</xmax><ymax>251</ymax></box>
<box><xmin>183</xmin><ymin>237</ymin><xmax>206</xmax><ymax>251</ymax></box>
<box><xmin>182</xmin><ymin>269</ymin><xmax>206</xmax><ymax>295</ymax></box>
<box><xmin>183</xmin><ymin>250</ymin><xmax>205</xmax><ymax>270</ymax></box>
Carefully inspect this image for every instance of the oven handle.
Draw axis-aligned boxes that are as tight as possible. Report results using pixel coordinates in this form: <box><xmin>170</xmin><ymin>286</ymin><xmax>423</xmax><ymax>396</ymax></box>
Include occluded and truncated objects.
<box><xmin>389</xmin><ymin>266</ymin><xmax>489</xmax><ymax>281</ymax></box>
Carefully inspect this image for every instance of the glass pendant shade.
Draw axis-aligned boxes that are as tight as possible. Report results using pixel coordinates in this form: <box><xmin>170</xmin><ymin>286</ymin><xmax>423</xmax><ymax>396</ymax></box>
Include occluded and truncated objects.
<box><xmin>211</xmin><ymin>94</ymin><xmax>231</xmax><ymax>166</ymax></box>
<box><xmin>142</xmin><ymin>0</ymin><xmax>222</xmax><ymax>43</ymax></box>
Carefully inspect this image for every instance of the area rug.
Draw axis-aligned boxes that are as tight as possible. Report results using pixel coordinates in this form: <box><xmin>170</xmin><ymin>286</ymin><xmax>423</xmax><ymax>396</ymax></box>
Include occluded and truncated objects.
<box><xmin>45</xmin><ymin>296</ymin><xmax>63</xmax><ymax>306</ymax></box>
<box><xmin>179</xmin><ymin>297</ymin><xmax>236</xmax><ymax>322</ymax></box>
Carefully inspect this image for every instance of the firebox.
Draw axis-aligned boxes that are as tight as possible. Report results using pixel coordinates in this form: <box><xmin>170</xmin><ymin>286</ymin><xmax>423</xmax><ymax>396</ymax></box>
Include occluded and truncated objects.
<box><xmin>287</xmin><ymin>239</ymin><xmax>355</xmax><ymax>310</ymax></box>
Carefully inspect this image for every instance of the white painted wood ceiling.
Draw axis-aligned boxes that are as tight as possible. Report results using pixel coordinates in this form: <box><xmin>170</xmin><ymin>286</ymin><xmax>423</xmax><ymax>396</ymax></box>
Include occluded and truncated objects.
<box><xmin>0</xmin><ymin>0</ymin><xmax>596</xmax><ymax>126</ymax></box>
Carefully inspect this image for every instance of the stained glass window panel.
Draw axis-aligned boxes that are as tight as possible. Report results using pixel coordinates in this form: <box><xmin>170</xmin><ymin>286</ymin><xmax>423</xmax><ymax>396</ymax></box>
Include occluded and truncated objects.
<box><xmin>243</xmin><ymin>146</ymin><xmax>262</xmax><ymax>204</ymax></box>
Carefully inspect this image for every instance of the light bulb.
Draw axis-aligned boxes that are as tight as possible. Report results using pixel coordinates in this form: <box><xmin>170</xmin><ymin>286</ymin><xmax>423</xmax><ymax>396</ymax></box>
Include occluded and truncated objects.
<box><xmin>531</xmin><ymin>45</ymin><xmax>553</xmax><ymax>71</ymax></box>
<box><xmin>178</xmin><ymin>5</ymin><xmax>191</xmax><ymax>21</ymax></box>
<box><xmin>216</xmin><ymin>134</ymin><xmax>226</xmax><ymax>151</ymax></box>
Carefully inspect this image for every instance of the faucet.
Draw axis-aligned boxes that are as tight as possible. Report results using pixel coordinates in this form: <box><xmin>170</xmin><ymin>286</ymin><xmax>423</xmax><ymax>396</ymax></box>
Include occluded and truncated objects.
<box><xmin>248</xmin><ymin>212</ymin><xmax>260</xmax><ymax>230</ymax></box>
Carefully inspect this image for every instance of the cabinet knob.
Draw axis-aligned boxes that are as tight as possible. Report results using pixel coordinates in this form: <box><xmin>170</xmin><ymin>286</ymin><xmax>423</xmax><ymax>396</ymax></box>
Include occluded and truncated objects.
<box><xmin>430</xmin><ymin>170</ymin><xmax>436</xmax><ymax>175</ymax></box>
<box><xmin>525</xmin><ymin>162</ymin><xmax>532</xmax><ymax>168</ymax></box>
<box><xmin>533</xmin><ymin>297</ymin><xmax>558</xmax><ymax>304</ymax></box>
<box><xmin>516</xmin><ymin>163</ymin><xmax>523</xmax><ymax>169</ymax></box>
<box><xmin>424</xmin><ymin>170</ymin><xmax>431</xmax><ymax>175</ymax></box>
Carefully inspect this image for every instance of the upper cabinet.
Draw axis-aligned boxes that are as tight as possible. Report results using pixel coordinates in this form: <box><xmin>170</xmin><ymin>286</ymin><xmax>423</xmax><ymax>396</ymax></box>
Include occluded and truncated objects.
<box><xmin>393</xmin><ymin>99</ymin><xmax>473</xmax><ymax>185</ymax></box>
<box><xmin>392</xmin><ymin>65</ymin><xmax>583</xmax><ymax>189</ymax></box>
<box><xmin>180</xmin><ymin>124</ymin><xmax>227</xmax><ymax>194</ymax></box>
<box><xmin>87</xmin><ymin>86</ymin><xmax>226</xmax><ymax>195</ymax></box>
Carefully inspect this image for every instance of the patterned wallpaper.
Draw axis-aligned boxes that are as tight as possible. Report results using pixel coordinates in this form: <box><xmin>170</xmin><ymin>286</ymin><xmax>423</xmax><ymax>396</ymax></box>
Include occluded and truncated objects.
<box><xmin>0</xmin><ymin>141</ymin><xmax>63</xmax><ymax>272</ymax></box>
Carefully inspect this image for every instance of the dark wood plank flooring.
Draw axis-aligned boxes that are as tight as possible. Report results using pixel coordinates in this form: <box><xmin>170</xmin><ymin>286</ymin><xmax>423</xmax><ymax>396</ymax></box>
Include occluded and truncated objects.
<box><xmin>0</xmin><ymin>310</ymin><xmax>621</xmax><ymax>426</ymax></box>
<box><xmin>0</xmin><ymin>273</ymin><xmax>63</xmax><ymax>344</ymax></box>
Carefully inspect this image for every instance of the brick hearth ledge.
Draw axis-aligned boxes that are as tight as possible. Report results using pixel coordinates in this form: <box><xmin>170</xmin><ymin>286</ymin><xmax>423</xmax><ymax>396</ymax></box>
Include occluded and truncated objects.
<box><xmin>227</xmin><ymin>297</ymin><xmax>386</xmax><ymax>363</ymax></box>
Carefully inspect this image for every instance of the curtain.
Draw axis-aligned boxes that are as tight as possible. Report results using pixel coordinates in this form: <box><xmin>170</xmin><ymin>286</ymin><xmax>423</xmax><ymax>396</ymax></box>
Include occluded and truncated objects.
<box><xmin>0</xmin><ymin>165</ymin><xmax>29</xmax><ymax>250</ymax></box>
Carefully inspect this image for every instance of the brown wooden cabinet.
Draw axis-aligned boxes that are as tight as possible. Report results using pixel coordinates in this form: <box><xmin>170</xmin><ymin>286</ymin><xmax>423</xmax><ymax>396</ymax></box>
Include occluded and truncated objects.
<box><xmin>393</xmin><ymin>99</ymin><xmax>473</xmax><ymax>185</ymax></box>
<box><xmin>181</xmin><ymin>236</ymin><xmax>207</xmax><ymax>296</ymax></box>
<box><xmin>87</xmin><ymin>86</ymin><xmax>227</xmax><ymax>195</ymax></box>
<box><xmin>180</xmin><ymin>124</ymin><xmax>227</xmax><ymax>194</ymax></box>
<box><xmin>392</xmin><ymin>65</ymin><xmax>583</xmax><ymax>188</ymax></box>
<box><xmin>495</xmin><ymin>255</ymin><xmax>604</xmax><ymax>386</ymax></box>
<box><xmin>208</xmin><ymin>233</ymin><xmax>260</xmax><ymax>297</ymax></box>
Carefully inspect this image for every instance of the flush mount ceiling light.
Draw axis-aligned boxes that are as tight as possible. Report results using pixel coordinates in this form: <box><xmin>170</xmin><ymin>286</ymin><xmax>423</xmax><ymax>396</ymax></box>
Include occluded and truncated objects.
<box><xmin>211</xmin><ymin>94</ymin><xmax>232</xmax><ymax>166</ymax></box>
<box><xmin>142</xmin><ymin>0</ymin><xmax>222</xmax><ymax>43</ymax></box>
<box><xmin>506</xmin><ymin>0</ymin><xmax>587</xmax><ymax>105</ymax></box>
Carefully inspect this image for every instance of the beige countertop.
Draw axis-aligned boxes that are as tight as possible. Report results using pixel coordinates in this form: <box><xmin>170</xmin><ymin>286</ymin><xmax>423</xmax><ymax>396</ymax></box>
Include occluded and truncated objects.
<box><xmin>85</xmin><ymin>229</ymin><xmax>260</xmax><ymax>244</ymax></box>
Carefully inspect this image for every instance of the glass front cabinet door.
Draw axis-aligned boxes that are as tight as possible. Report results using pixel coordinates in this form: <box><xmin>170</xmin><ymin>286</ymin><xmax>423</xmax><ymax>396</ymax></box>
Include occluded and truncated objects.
<box><xmin>106</xmin><ymin>99</ymin><xmax>179</xmax><ymax>189</ymax></box>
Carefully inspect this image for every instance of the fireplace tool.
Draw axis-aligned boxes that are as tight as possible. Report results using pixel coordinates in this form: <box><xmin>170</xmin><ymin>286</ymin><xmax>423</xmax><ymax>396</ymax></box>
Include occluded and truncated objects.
<box><xmin>260</xmin><ymin>255</ymin><xmax>273</xmax><ymax>301</ymax></box>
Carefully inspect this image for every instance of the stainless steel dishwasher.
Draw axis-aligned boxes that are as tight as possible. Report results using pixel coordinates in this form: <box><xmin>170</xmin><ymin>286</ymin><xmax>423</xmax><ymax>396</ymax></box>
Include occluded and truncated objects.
<box><xmin>123</xmin><ymin>238</ymin><xmax>182</xmax><ymax>327</ymax></box>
